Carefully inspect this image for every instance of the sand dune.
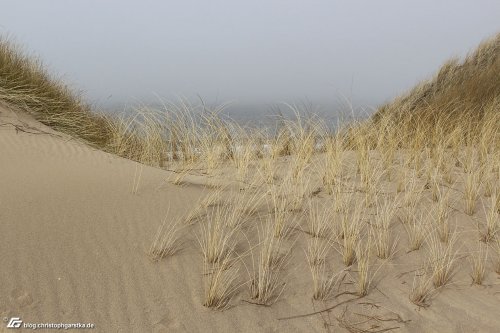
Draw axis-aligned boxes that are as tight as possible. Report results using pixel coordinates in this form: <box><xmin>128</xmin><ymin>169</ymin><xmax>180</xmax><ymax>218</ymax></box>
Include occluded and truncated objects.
<box><xmin>1</xmin><ymin>104</ymin><xmax>499</xmax><ymax>332</ymax></box>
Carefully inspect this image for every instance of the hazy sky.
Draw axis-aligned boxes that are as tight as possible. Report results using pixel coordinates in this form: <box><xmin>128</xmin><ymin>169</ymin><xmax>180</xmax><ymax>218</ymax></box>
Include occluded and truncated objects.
<box><xmin>1</xmin><ymin>1</ymin><xmax>499</xmax><ymax>109</ymax></box>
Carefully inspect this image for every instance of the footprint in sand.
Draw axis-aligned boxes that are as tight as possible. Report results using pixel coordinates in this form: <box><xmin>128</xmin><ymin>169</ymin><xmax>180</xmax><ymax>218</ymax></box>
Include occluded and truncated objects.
<box><xmin>9</xmin><ymin>288</ymin><xmax>34</xmax><ymax>309</ymax></box>
<box><xmin>153</xmin><ymin>313</ymin><xmax>185</xmax><ymax>332</ymax></box>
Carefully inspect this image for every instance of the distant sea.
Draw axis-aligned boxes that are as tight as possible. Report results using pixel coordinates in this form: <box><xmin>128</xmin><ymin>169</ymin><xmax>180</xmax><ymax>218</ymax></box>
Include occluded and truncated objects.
<box><xmin>103</xmin><ymin>101</ymin><xmax>374</xmax><ymax>132</ymax></box>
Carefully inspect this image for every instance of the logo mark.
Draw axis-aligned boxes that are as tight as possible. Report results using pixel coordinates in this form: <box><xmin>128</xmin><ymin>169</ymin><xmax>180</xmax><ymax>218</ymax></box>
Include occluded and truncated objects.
<box><xmin>6</xmin><ymin>317</ymin><xmax>22</xmax><ymax>329</ymax></box>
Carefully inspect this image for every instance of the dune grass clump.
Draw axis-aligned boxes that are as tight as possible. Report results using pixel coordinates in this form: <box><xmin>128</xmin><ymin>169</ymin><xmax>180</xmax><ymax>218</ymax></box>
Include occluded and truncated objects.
<box><xmin>404</xmin><ymin>211</ymin><xmax>429</xmax><ymax>252</ymax></box>
<box><xmin>469</xmin><ymin>242</ymin><xmax>488</xmax><ymax>285</ymax></box>
<box><xmin>149</xmin><ymin>213</ymin><xmax>184</xmax><ymax>261</ymax></box>
<box><xmin>284</xmin><ymin>173</ymin><xmax>310</xmax><ymax>213</ymax></box>
<box><xmin>306</xmin><ymin>235</ymin><xmax>330</xmax><ymax>268</ymax></box>
<box><xmin>308</xmin><ymin>263</ymin><xmax>341</xmax><ymax>301</ymax></box>
<box><xmin>428</xmin><ymin>166</ymin><xmax>442</xmax><ymax>202</ymax></box>
<box><xmin>198</xmin><ymin>203</ymin><xmax>242</xmax><ymax>264</ymax></box>
<box><xmin>306</xmin><ymin>199</ymin><xmax>333</xmax><ymax>239</ymax></box>
<box><xmin>306</xmin><ymin>237</ymin><xmax>343</xmax><ymax>300</ymax></box>
<box><xmin>268</xmin><ymin>183</ymin><xmax>293</xmax><ymax>238</ymax></box>
<box><xmin>372</xmin><ymin>199</ymin><xmax>398</xmax><ymax>259</ymax></box>
<box><xmin>434</xmin><ymin>191</ymin><xmax>452</xmax><ymax>243</ymax></box>
<box><xmin>249</xmin><ymin>222</ymin><xmax>289</xmax><ymax>305</ymax></box>
<box><xmin>203</xmin><ymin>255</ymin><xmax>240</xmax><ymax>310</ymax></box>
<box><xmin>339</xmin><ymin>202</ymin><xmax>364</xmax><ymax>266</ymax></box>
<box><xmin>257</xmin><ymin>135</ymin><xmax>281</xmax><ymax>184</ymax></box>
<box><xmin>322</xmin><ymin>134</ymin><xmax>345</xmax><ymax>194</ymax></box>
<box><xmin>362</xmin><ymin>159</ymin><xmax>384</xmax><ymax>208</ymax></box>
<box><xmin>427</xmin><ymin>232</ymin><xmax>458</xmax><ymax>288</ymax></box>
<box><xmin>199</xmin><ymin>195</ymin><xmax>250</xmax><ymax>310</ymax></box>
<box><xmin>409</xmin><ymin>272</ymin><xmax>433</xmax><ymax>308</ymax></box>
<box><xmin>463</xmin><ymin>169</ymin><xmax>483</xmax><ymax>216</ymax></box>
<box><xmin>399</xmin><ymin>174</ymin><xmax>424</xmax><ymax>225</ymax></box>
<box><xmin>231</xmin><ymin>137</ymin><xmax>255</xmax><ymax>188</ymax></box>
<box><xmin>356</xmin><ymin>238</ymin><xmax>372</xmax><ymax>296</ymax></box>
<box><xmin>483</xmin><ymin>155</ymin><xmax>500</xmax><ymax>197</ymax></box>
<box><xmin>198</xmin><ymin>112</ymin><xmax>233</xmax><ymax>172</ymax></box>
<box><xmin>283</xmin><ymin>110</ymin><xmax>323</xmax><ymax>181</ymax></box>
<box><xmin>479</xmin><ymin>192</ymin><xmax>499</xmax><ymax>242</ymax></box>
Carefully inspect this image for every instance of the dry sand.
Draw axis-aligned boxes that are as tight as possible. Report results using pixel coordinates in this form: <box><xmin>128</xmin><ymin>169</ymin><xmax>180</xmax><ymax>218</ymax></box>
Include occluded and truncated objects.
<box><xmin>1</xmin><ymin>105</ymin><xmax>499</xmax><ymax>332</ymax></box>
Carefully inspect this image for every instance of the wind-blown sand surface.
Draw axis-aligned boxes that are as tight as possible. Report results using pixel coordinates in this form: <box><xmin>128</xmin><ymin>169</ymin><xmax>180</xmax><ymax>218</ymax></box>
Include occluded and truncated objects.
<box><xmin>1</xmin><ymin>105</ymin><xmax>499</xmax><ymax>332</ymax></box>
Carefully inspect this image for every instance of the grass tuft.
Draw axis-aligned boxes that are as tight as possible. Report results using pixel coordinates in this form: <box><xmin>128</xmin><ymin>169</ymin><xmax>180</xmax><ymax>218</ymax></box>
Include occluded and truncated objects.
<box><xmin>469</xmin><ymin>242</ymin><xmax>488</xmax><ymax>285</ymax></box>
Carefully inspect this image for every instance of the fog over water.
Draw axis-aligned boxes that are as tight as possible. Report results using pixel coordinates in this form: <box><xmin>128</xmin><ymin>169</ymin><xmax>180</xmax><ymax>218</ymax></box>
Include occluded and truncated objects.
<box><xmin>1</xmin><ymin>1</ymin><xmax>499</xmax><ymax>121</ymax></box>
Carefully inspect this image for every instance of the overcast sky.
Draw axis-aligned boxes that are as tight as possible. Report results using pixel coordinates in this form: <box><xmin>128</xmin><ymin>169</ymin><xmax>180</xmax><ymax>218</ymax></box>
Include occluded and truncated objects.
<box><xmin>0</xmin><ymin>1</ymin><xmax>499</xmax><ymax>110</ymax></box>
